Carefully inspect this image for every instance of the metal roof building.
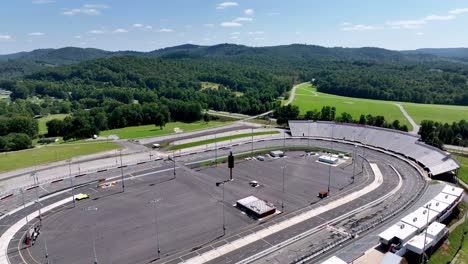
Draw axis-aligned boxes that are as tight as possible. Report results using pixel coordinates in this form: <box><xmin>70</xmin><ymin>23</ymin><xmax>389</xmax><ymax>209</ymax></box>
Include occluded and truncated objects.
<box><xmin>441</xmin><ymin>185</ymin><xmax>464</xmax><ymax>198</ymax></box>
<box><xmin>400</xmin><ymin>207</ymin><xmax>438</xmax><ymax>231</ymax></box>
<box><xmin>433</xmin><ymin>192</ymin><xmax>458</xmax><ymax>206</ymax></box>
<box><xmin>320</xmin><ymin>256</ymin><xmax>347</xmax><ymax>264</ymax></box>
<box><xmin>423</xmin><ymin>199</ymin><xmax>450</xmax><ymax>215</ymax></box>
<box><xmin>379</xmin><ymin>221</ymin><xmax>418</xmax><ymax>246</ymax></box>
<box><xmin>236</xmin><ymin>196</ymin><xmax>276</xmax><ymax>218</ymax></box>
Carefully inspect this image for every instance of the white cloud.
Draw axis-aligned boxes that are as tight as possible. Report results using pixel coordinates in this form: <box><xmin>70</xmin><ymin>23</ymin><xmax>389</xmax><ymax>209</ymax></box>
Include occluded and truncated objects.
<box><xmin>0</xmin><ymin>35</ymin><xmax>12</xmax><ymax>41</ymax></box>
<box><xmin>220</xmin><ymin>22</ymin><xmax>242</xmax><ymax>27</ymax></box>
<box><xmin>216</xmin><ymin>2</ymin><xmax>238</xmax><ymax>10</ymax></box>
<box><xmin>133</xmin><ymin>23</ymin><xmax>143</xmax><ymax>28</ymax></box>
<box><xmin>449</xmin><ymin>8</ymin><xmax>468</xmax><ymax>15</ymax></box>
<box><xmin>88</xmin><ymin>30</ymin><xmax>104</xmax><ymax>34</ymax></box>
<box><xmin>159</xmin><ymin>28</ymin><xmax>174</xmax><ymax>33</ymax></box>
<box><xmin>230</xmin><ymin>32</ymin><xmax>240</xmax><ymax>35</ymax></box>
<box><xmin>342</xmin><ymin>24</ymin><xmax>382</xmax><ymax>31</ymax></box>
<box><xmin>32</xmin><ymin>0</ymin><xmax>54</xmax><ymax>4</ymax></box>
<box><xmin>248</xmin><ymin>31</ymin><xmax>265</xmax><ymax>35</ymax></box>
<box><xmin>145</xmin><ymin>25</ymin><xmax>153</xmax><ymax>30</ymax></box>
<box><xmin>83</xmin><ymin>4</ymin><xmax>109</xmax><ymax>9</ymax></box>
<box><xmin>63</xmin><ymin>8</ymin><xmax>99</xmax><ymax>16</ymax></box>
<box><xmin>74</xmin><ymin>35</ymin><xmax>82</xmax><ymax>39</ymax></box>
<box><xmin>416</xmin><ymin>32</ymin><xmax>424</xmax><ymax>36</ymax></box>
<box><xmin>244</xmin><ymin>9</ymin><xmax>254</xmax><ymax>16</ymax></box>
<box><xmin>342</xmin><ymin>22</ymin><xmax>352</xmax><ymax>26</ymax></box>
<box><xmin>234</xmin><ymin>17</ymin><xmax>253</xmax><ymax>22</ymax></box>
<box><xmin>267</xmin><ymin>12</ymin><xmax>280</xmax><ymax>16</ymax></box>
<box><xmin>113</xmin><ymin>28</ymin><xmax>128</xmax><ymax>33</ymax></box>
<box><xmin>424</xmin><ymin>15</ymin><xmax>455</xmax><ymax>21</ymax></box>
<box><xmin>204</xmin><ymin>24</ymin><xmax>215</xmax><ymax>28</ymax></box>
<box><xmin>230</xmin><ymin>36</ymin><xmax>239</xmax><ymax>40</ymax></box>
<box><xmin>386</xmin><ymin>19</ymin><xmax>426</xmax><ymax>29</ymax></box>
<box><xmin>28</xmin><ymin>32</ymin><xmax>45</xmax><ymax>36</ymax></box>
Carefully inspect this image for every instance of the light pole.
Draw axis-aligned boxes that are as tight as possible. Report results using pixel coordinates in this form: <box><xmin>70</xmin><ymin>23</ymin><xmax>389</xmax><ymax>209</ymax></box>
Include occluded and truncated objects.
<box><xmin>214</xmin><ymin>133</ymin><xmax>218</xmax><ymax>167</ymax></box>
<box><xmin>21</xmin><ymin>189</ymin><xmax>30</xmax><ymax>229</ymax></box>
<box><xmin>460</xmin><ymin>206</ymin><xmax>467</xmax><ymax>251</ymax></box>
<box><xmin>149</xmin><ymin>198</ymin><xmax>162</xmax><ymax>258</ymax></box>
<box><xmin>172</xmin><ymin>151</ymin><xmax>176</xmax><ymax>179</ymax></box>
<box><xmin>251</xmin><ymin>128</ymin><xmax>254</xmax><ymax>156</ymax></box>
<box><xmin>119</xmin><ymin>150</ymin><xmax>125</xmax><ymax>192</ymax></box>
<box><xmin>328</xmin><ymin>124</ymin><xmax>334</xmax><ymax>194</ymax></box>
<box><xmin>67</xmin><ymin>159</ymin><xmax>75</xmax><ymax>207</ymax></box>
<box><xmin>352</xmin><ymin>144</ymin><xmax>357</xmax><ymax>183</ymax></box>
<box><xmin>281</xmin><ymin>164</ymin><xmax>286</xmax><ymax>212</ymax></box>
<box><xmin>216</xmin><ymin>179</ymin><xmax>231</xmax><ymax>236</ymax></box>
<box><xmin>308</xmin><ymin>121</ymin><xmax>310</xmax><ymax>147</ymax></box>
<box><xmin>31</xmin><ymin>172</ymin><xmax>42</xmax><ymax>222</ymax></box>
<box><xmin>82</xmin><ymin>206</ymin><xmax>99</xmax><ymax>264</ymax></box>
<box><xmin>422</xmin><ymin>204</ymin><xmax>431</xmax><ymax>264</ymax></box>
<box><xmin>44</xmin><ymin>235</ymin><xmax>50</xmax><ymax>264</ymax></box>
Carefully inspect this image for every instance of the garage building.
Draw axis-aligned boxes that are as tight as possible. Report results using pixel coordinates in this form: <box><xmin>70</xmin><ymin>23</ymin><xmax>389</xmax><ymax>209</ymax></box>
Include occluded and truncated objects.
<box><xmin>236</xmin><ymin>196</ymin><xmax>276</xmax><ymax>218</ymax></box>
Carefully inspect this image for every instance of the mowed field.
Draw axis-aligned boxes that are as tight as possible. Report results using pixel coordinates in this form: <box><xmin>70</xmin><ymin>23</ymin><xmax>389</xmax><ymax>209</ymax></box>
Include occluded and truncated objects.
<box><xmin>37</xmin><ymin>114</ymin><xmax>69</xmax><ymax>134</ymax></box>
<box><xmin>289</xmin><ymin>83</ymin><xmax>468</xmax><ymax>129</ymax></box>
<box><xmin>0</xmin><ymin>142</ymin><xmax>120</xmax><ymax>173</ymax></box>
<box><xmin>100</xmin><ymin>121</ymin><xmax>231</xmax><ymax>140</ymax></box>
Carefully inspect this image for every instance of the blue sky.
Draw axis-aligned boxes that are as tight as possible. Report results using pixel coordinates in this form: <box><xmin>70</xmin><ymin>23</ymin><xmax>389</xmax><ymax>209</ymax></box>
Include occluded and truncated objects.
<box><xmin>1</xmin><ymin>0</ymin><xmax>468</xmax><ymax>54</ymax></box>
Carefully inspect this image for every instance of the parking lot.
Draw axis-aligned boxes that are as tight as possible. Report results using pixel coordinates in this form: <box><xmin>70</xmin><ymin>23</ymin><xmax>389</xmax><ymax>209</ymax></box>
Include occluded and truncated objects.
<box><xmin>17</xmin><ymin>150</ymin><xmax>364</xmax><ymax>264</ymax></box>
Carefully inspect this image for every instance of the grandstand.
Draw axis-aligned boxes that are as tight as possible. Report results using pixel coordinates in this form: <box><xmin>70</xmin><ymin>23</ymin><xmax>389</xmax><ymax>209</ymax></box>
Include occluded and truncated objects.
<box><xmin>288</xmin><ymin>121</ymin><xmax>460</xmax><ymax>176</ymax></box>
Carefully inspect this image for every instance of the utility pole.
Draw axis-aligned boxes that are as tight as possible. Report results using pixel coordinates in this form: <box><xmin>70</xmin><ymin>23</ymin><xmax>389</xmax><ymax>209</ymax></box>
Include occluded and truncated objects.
<box><xmin>149</xmin><ymin>198</ymin><xmax>162</xmax><ymax>259</ymax></box>
<box><xmin>251</xmin><ymin>128</ymin><xmax>254</xmax><ymax>156</ymax></box>
<box><xmin>68</xmin><ymin>159</ymin><xmax>75</xmax><ymax>207</ymax></box>
<box><xmin>422</xmin><ymin>204</ymin><xmax>431</xmax><ymax>264</ymax></box>
<box><xmin>82</xmin><ymin>207</ymin><xmax>99</xmax><ymax>264</ymax></box>
<box><xmin>328</xmin><ymin>124</ymin><xmax>334</xmax><ymax>194</ymax></box>
<box><xmin>214</xmin><ymin>133</ymin><xmax>218</xmax><ymax>167</ymax></box>
<box><xmin>352</xmin><ymin>144</ymin><xmax>357</xmax><ymax>183</ymax></box>
<box><xmin>172</xmin><ymin>151</ymin><xmax>176</xmax><ymax>179</ymax></box>
<box><xmin>32</xmin><ymin>172</ymin><xmax>42</xmax><ymax>222</ymax></box>
<box><xmin>119</xmin><ymin>150</ymin><xmax>125</xmax><ymax>193</ymax></box>
<box><xmin>44</xmin><ymin>235</ymin><xmax>50</xmax><ymax>264</ymax></box>
<box><xmin>308</xmin><ymin>121</ymin><xmax>310</xmax><ymax>147</ymax></box>
<box><xmin>281</xmin><ymin>164</ymin><xmax>286</xmax><ymax>212</ymax></box>
<box><xmin>216</xmin><ymin>179</ymin><xmax>232</xmax><ymax>236</ymax></box>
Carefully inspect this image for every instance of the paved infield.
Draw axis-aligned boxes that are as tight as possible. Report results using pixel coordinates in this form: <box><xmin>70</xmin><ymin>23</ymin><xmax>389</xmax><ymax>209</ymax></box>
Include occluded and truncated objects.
<box><xmin>2</xmin><ymin>138</ymin><xmax>426</xmax><ymax>264</ymax></box>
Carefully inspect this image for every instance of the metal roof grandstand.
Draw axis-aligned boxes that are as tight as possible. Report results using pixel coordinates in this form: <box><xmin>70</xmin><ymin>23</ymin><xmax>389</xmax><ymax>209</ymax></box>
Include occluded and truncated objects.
<box><xmin>288</xmin><ymin>121</ymin><xmax>460</xmax><ymax>176</ymax></box>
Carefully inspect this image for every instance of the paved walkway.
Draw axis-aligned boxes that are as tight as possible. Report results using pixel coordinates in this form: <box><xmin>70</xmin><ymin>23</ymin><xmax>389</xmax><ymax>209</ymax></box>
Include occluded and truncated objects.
<box><xmin>395</xmin><ymin>104</ymin><xmax>420</xmax><ymax>135</ymax></box>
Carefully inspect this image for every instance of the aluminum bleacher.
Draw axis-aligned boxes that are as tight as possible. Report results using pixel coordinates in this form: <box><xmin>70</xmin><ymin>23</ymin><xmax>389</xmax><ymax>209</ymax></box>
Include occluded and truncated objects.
<box><xmin>289</xmin><ymin>121</ymin><xmax>460</xmax><ymax>176</ymax></box>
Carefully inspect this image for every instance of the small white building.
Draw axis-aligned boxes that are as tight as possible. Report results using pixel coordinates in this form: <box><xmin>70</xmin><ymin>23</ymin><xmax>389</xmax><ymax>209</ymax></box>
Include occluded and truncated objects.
<box><xmin>441</xmin><ymin>185</ymin><xmax>464</xmax><ymax>198</ymax></box>
<box><xmin>423</xmin><ymin>199</ymin><xmax>450</xmax><ymax>217</ymax></box>
<box><xmin>319</xmin><ymin>155</ymin><xmax>338</xmax><ymax>164</ymax></box>
<box><xmin>433</xmin><ymin>192</ymin><xmax>458</xmax><ymax>206</ymax></box>
<box><xmin>400</xmin><ymin>207</ymin><xmax>438</xmax><ymax>231</ymax></box>
<box><xmin>379</xmin><ymin>221</ymin><xmax>418</xmax><ymax>246</ymax></box>
<box><xmin>406</xmin><ymin>234</ymin><xmax>433</xmax><ymax>255</ymax></box>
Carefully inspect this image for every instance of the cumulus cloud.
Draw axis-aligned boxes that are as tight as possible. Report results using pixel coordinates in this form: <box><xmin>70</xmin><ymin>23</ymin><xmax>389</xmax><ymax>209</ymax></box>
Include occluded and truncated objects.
<box><xmin>113</xmin><ymin>28</ymin><xmax>128</xmax><ymax>33</ymax></box>
<box><xmin>0</xmin><ymin>35</ymin><xmax>12</xmax><ymax>41</ymax></box>
<box><xmin>416</xmin><ymin>32</ymin><xmax>424</xmax><ymax>36</ymax></box>
<box><xmin>234</xmin><ymin>17</ymin><xmax>253</xmax><ymax>22</ymax></box>
<box><xmin>133</xmin><ymin>24</ymin><xmax>143</xmax><ymax>28</ymax></box>
<box><xmin>244</xmin><ymin>9</ymin><xmax>254</xmax><ymax>16</ymax></box>
<box><xmin>248</xmin><ymin>31</ymin><xmax>265</xmax><ymax>35</ymax></box>
<box><xmin>230</xmin><ymin>32</ymin><xmax>240</xmax><ymax>35</ymax></box>
<box><xmin>216</xmin><ymin>2</ymin><xmax>238</xmax><ymax>10</ymax></box>
<box><xmin>449</xmin><ymin>8</ymin><xmax>468</xmax><ymax>15</ymax></box>
<box><xmin>220</xmin><ymin>21</ymin><xmax>242</xmax><ymax>27</ymax></box>
<box><xmin>88</xmin><ymin>29</ymin><xmax>104</xmax><ymax>34</ymax></box>
<box><xmin>159</xmin><ymin>28</ymin><xmax>174</xmax><ymax>33</ymax></box>
<box><xmin>83</xmin><ymin>4</ymin><xmax>109</xmax><ymax>9</ymax></box>
<box><xmin>28</xmin><ymin>32</ymin><xmax>45</xmax><ymax>36</ymax></box>
<box><xmin>386</xmin><ymin>19</ymin><xmax>426</xmax><ymax>29</ymax></box>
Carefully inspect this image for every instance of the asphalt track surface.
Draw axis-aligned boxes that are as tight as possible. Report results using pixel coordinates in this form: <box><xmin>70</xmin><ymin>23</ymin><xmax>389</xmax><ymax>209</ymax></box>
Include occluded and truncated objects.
<box><xmin>2</xmin><ymin>138</ymin><xmax>426</xmax><ymax>264</ymax></box>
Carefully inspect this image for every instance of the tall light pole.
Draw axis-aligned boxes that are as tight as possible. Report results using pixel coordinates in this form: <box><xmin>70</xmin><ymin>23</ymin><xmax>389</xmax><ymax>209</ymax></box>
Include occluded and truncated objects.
<box><xmin>31</xmin><ymin>172</ymin><xmax>42</xmax><ymax>222</ymax></box>
<box><xmin>460</xmin><ymin>205</ymin><xmax>467</xmax><ymax>251</ymax></box>
<box><xmin>328</xmin><ymin>124</ymin><xmax>334</xmax><ymax>194</ymax></box>
<box><xmin>422</xmin><ymin>204</ymin><xmax>431</xmax><ymax>264</ymax></box>
<box><xmin>149</xmin><ymin>198</ymin><xmax>162</xmax><ymax>258</ymax></box>
<box><xmin>352</xmin><ymin>144</ymin><xmax>357</xmax><ymax>184</ymax></box>
<box><xmin>82</xmin><ymin>206</ymin><xmax>99</xmax><ymax>264</ymax></box>
<box><xmin>216</xmin><ymin>179</ymin><xmax>231</xmax><ymax>236</ymax></box>
<box><xmin>21</xmin><ymin>189</ymin><xmax>30</xmax><ymax>229</ymax></box>
<box><xmin>119</xmin><ymin>150</ymin><xmax>125</xmax><ymax>193</ymax></box>
<box><xmin>172</xmin><ymin>151</ymin><xmax>176</xmax><ymax>179</ymax></box>
<box><xmin>251</xmin><ymin>128</ymin><xmax>254</xmax><ymax>156</ymax></box>
<box><xmin>214</xmin><ymin>133</ymin><xmax>218</xmax><ymax>167</ymax></box>
<box><xmin>67</xmin><ymin>159</ymin><xmax>75</xmax><ymax>207</ymax></box>
<box><xmin>44</xmin><ymin>235</ymin><xmax>50</xmax><ymax>264</ymax></box>
<box><xmin>308</xmin><ymin>121</ymin><xmax>310</xmax><ymax>147</ymax></box>
<box><xmin>281</xmin><ymin>164</ymin><xmax>286</xmax><ymax>212</ymax></box>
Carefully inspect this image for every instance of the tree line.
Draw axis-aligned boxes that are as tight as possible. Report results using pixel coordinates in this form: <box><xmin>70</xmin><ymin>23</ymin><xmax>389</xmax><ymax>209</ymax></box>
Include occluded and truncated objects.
<box><xmin>274</xmin><ymin>105</ymin><xmax>409</xmax><ymax>132</ymax></box>
<box><xmin>0</xmin><ymin>116</ymin><xmax>37</xmax><ymax>151</ymax></box>
<box><xmin>419</xmin><ymin>120</ymin><xmax>468</xmax><ymax>149</ymax></box>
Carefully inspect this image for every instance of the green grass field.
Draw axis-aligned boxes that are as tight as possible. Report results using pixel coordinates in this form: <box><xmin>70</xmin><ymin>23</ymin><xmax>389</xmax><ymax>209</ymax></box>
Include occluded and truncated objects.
<box><xmin>429</xmin><ymin>213</ymin><xmax>468</xmax><ymax>264</ymax></box>
<box><xmin>0</xmin><ymin>142</ymin><xmax>120</xmax><ymax>173</ymax></box>
<box><xmin>454</xmin><ymin>155</ymin><xmax>468</xmax><ymax>184</ymax></box>
<box><xmin>100</xmin><ymin>121</ymin><xmax>230</xmax><ymax>140</ymax></box>
<box><xmin>37</xmin><ymin>114</ymin><xmax>69</xmax><ymax>134</ymax></box>
<box><xmin>288</xmin><ymin>83</ymin><xmax>468</xmax><ymax>128</ymax></box>
<box><xmin>169</xmin><ymin>131</ymin><xmax>280</xmax><ymax>150</ymax></box>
